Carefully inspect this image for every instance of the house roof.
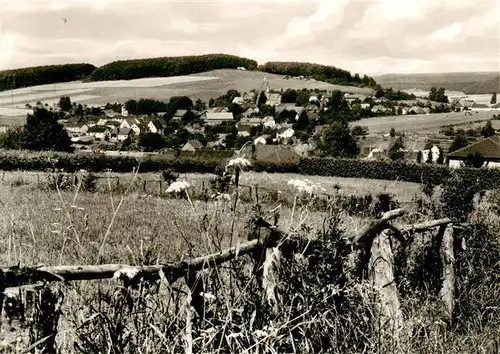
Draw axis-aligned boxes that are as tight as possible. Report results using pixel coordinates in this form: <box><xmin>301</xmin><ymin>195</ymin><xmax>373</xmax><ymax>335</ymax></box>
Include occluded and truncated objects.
<box><xmin>87</xmin><ymin>126</ymin><xmax>109</xmax><ymax>133</ymax></box>
<box><xmin>239</xmin><ymin>117</ymin><xmax>262</xmax><ymax>124</ymax></box>
<box><xmin>187</xmin><ymin>139</ymin><xmax>203</xmax><ymax>149</ymax></box>
<box><xmin>239</xmin><ymin>145</ymin><xmax>301</xmax><ymax>164</ymax></box>
<box><xmin>118</xmin><ymin>128</ymin><xmax>132</xmax><ymax>136</ymax></box>
<box><xmin>209</xmin><ymin>106</ymin><xmax>229</xmax><ymax>113</ymax></box>
<box><xmin>448</xmin><ymin>135</ymin><xmax>500</xmax><ymax>159</ymax></box>
<box><xmin>277</xmin><ymin>127</ymin><xmax>294</xmax><ymax>134</ymax></box>
<box><xmin>65</xmin><ymin>122</ymin><xmax>86</xmax><ymax>128</ymax></box>
<box><xmin>238</xmin><ymin>124</ymin><xmax>253</xmax><ymax>132</ymax></box>
<box><xmin>472</xmin><ymin>103</ymin><xmax>490</xmax><ymax>109</ymax></box>
<box><xmin>174</xmin><ymin>109</ymin><xmax>188</xmax><ymax>117</ymax></box>
<box><xmin>106</xmin><ymin>120</ymin><xmax>121</xmax><ymax>126</ymax></box>
<box><xmin>205</xmin><ymin>112</ymin><xmax>234</xmax><ymax>121</ymax></box>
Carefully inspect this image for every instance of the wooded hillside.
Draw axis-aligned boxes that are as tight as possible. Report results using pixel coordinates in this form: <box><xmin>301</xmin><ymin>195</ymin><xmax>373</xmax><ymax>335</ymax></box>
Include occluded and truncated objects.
<box><xmin>90</xmin><ymin>54</ymin><xmax>258</xmax><ymax>81</ymax></box>
<box><xmin>0</xmin><ymin>63</ymin><xmax>96</xmax><ymax>92</ymax></box>
<box><xmin>260</xmin><ymin>61</ymin><xmax>377</xmax><ymax>87</ymax></box>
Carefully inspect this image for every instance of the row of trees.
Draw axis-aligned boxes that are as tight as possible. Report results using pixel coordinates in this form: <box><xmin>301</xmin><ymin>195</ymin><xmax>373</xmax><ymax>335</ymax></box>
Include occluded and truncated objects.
<box><xmin>429</xmin><ymin>87</ymin><xmax>448</xmax><ymax>103</ymax></box>
<box><xmin>0</xmin><ymin>64</ymin><xmax>96</xmax><ymax>92</ymax></box>
<box><xmin>259</xmin><ymin>61</ymin><xmax>377</xmax><ymax>87</ymax></box>
<box><xmin>91</xmin><ymin>54</ymin><xmax>258</xmax><ymax>81</ymax></box>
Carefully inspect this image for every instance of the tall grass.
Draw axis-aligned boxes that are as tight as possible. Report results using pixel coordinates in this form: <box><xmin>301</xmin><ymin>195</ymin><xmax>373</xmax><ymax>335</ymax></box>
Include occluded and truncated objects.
<box><xmin>0</xmin><ymin>169</ymin><xmax>498</xmax><ymax>353</ymax></box>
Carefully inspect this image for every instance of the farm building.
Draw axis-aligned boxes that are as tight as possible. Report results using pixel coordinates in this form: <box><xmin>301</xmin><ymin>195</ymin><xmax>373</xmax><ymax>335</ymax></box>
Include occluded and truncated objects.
<box><xmin>64</xmin><ymin>123</ymin><xmax>88</xmax><ymax>135</ymax></box>
<box><xmin>232</xmin><ymin>97</ymin><xmax>245</xmax><ymax>105</ymax></box>
<box><xmin>130</xmin><ymin>122</ymin><xmax>148</xmax><ymax>135</ymax></box>
<box><xmin>448</xmin><ymin>135</ymin><xmax>500</xmax><ymax>168</ymax></box>
<box><xmin>181</xmin><ymin>139</ymin><xmax>204</xmax><ymax>152</ymax></box>
<box><xmin>266</xmin><ymin>93</ymin><xmax>282</xmax><ymax>106</ymax></box>
<box><xmin>471</xmin><ymin>103</ymin><xmax>491</xmax><ymax>111</ymax></box>
<box><xmin>110</xmin><ymin>128</ymin><xmax>133</xmax><ymax>142</ymax></box>
<box><xmin>87</xmin><ymin>126</ymin><xmax>111</xmax><ymax>140</ymax></box>
<box><xmin>262</xmin><ymin>116</ymin><xmax>276</xmax><ymax>128</ymax></box>
<box><xmin>239</xmin><ymin>117</ymin><xmax>262</xmax><ymax>126</ymax></box>
<box><xmin>204</xmin><ymin>112</ymin><xmax>234</xmax><ymax>125</ymax></box>
<box><xmin>254</xmin><ymin>135</ymin><xmax>270</xmax><ymax>145</ymax></box>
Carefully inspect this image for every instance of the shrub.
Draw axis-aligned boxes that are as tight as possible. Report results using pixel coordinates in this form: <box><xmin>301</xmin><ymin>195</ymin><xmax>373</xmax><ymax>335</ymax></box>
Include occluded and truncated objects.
<box><xmin>46</xmin><ymin>169</ymin><xmax>73</xmax><ymax>191</ymax></box>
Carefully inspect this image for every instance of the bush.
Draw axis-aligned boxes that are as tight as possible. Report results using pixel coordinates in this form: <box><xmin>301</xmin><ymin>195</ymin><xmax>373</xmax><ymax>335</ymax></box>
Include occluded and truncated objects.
<box><xmin>46</xmin><ymin>169</ymin><xmax>73</xmax><ymax>191</ymax></box>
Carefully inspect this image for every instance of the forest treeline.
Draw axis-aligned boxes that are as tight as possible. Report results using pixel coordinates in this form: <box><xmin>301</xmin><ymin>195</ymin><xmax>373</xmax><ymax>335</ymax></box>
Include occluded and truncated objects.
<box><xmin>0</xmin><ymin>54</ymin><xmax>377</xmax><ymax>91</ymax></box>
<box><xmin>259</xmin><ymin>61</ymin><xmax>378</xmax><ymax>87</ymax></box>
<box><xmin>0</xmin><ymin>63</ymin><xmax>96</xmax><ymax>92</ymax></box>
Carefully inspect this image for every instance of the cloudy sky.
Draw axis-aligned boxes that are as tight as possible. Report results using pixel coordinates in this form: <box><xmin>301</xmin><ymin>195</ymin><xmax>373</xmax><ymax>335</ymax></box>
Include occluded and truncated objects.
<box><xmin>0</xmin><ymin>0</ymin><xmax>499</xmax><ymax>75</ymax></box>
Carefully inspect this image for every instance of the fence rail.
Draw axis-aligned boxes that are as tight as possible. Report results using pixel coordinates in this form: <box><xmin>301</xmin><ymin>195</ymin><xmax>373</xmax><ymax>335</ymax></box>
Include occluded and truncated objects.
<box><xmin>0</xmin><ymin>208</ymin><xmax>461</xmax><ymax>352</ymax></box>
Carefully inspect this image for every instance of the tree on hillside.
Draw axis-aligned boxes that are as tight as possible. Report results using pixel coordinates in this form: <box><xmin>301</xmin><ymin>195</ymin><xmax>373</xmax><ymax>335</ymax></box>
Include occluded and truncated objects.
<box><xmin>388</xmin><ymin>136</ymin><xmax>405</xmax><ymax>160</ymax></box>
<box><xmin>281</xmin><ymin>89</ymin><xmax>297</xmax><ymax>103</ymax></box>
<box><xmin>429</xmin><ymin>86</ymin><xmax>448</xmax><ymax>103</ymax></box>
<box><xmin>257</xmin><ymin>91</ymin><xmax>267</xmax><ymax>106</ymax></box>
<box><xmin>0</xmin><ymin>126</ymin><xmax>24</xmax><ymax>149</ymax></box>
<box><xmin>194</xmin><ymin>98</ymin><xmax>206</xmax><ymax>111</ymax></box>
<box><xmin>351</xmin><ymin>125</ymin><xmax>369</xmax><ymax>137</ymax></box>
<box><xmin>491</xmin><ymin>92</ymin><xmax>497</xmax><ymax>105</ymax></box>
<box><xmin>315</xmin><ymin>120</ymin><xmax>359</xmax><ymax>158</ymax></box>
<box><xmin>295</xmin><ymin>90</ymin><xmax>310</xmax><ymax>106</ymax></box>
<box><xmin>293</xmin><ymin>111</ymin><xmax>310</xmax><ymax>131</ymax></box>
<box><xmin>21</xmin><ymin>107</ymin><xmax>73</xmax><ymax>152</ymax></box>
<box><xmin>59</xmin><ymin>96</ymin><xmax>72</xmax><ymax>111</ymax></box>
<box><xmin>481</xmin><ymin>120</ymin><xmax>496</xmax><ymax>138</ymax></box>
<box><xmin>449</xmin><ymin>132</ymin><xmax>469</xmax><ymax>153</ymax></box>
<box><xmin>138</xmin><ymin>132</ymin><xmax>165</xmax><ymax>152</ymax></box>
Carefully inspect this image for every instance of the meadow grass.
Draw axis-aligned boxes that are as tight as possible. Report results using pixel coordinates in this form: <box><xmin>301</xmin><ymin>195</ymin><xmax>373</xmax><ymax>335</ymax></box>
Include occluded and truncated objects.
<box><xmin>0</xmin><ymin>169</ymin><xmax>498</xmax><ymax>353</ymax></box>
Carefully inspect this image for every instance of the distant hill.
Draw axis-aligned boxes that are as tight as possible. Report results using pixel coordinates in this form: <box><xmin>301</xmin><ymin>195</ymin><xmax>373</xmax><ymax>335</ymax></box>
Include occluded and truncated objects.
<box><xmin>0</xmin><ymin>63</ymin><xmax>96</xmax><ymax>92</ymax></box>
<box><xmin>374</xmin><ymin>72</ymin><xmax>500</xmax><ymax>94</ymax></box>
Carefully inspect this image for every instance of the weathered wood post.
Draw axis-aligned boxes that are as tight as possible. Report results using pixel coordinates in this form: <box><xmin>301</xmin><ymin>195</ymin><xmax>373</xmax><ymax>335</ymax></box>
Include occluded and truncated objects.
<box><xmin>438</xmin><ymin>224</ymin><xmax>455</xmax><ymax>323</ymax></box>
<box><xmin>29</xmin><ymin>286</ymin><xmax>64</xmax><ymax>353</ymax></box>
<box><xmin>143</xmin><ymin>180</ymin><xmax>147</xmax><ymax>193</ymax></box>
<box><xmin>159</xmin><ymin>180</ymin><xmax>162</xmax><ymax>196</ymax></box>
<box><xmin>369</xmin><ymin>228</ymin><xmax>403</xmax><ymax>345</ymax></box>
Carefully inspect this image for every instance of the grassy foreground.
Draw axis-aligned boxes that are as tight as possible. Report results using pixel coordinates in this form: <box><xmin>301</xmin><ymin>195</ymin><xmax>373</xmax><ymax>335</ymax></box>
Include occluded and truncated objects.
<box><xmin>0</xmin><ymin>169</ymin><xmax>499</xmax><ymax>353</ymax></box>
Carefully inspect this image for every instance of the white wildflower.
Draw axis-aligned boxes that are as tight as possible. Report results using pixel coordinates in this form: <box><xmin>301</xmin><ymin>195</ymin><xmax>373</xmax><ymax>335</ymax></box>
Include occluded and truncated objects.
<box><xmin>113</xmin><ymin>267</ymin><xmax>139</xmax><ymax>280</ymax></box>
<box><xmin>227</xmin><ymin>332</ymin><xmax>244</xmax><ymax>339</ymax></box>
<box><xmin>51</xmin><ymin>230</ymin><xmax>61</xmax><ymax>234</ymax></box>
<box><xmin>287</xmin><ymin>178</ymin><xmax>325</xmax><ymax>195</ymax></box>
<box><xmin>211</xmin><ymin>192</ymin><xmax>231</xmax><ymax>202</ymax></box>
<box><xmin>253</xmin><ymin>329</ymin><xmax>267</xmax><ymax>338</ymax></box>
<box><xmin>227</xmin><ymin>157</ymin><xmax>251</xmax><ymax>168</ymax></box>
<box><xmin>166</xmin><ymin>181</ymin><xmax>190</xmax><ymax>193</ymax></box>
<box><xmin>199</xmin><ymin>292</ymin><xmax>216</xmax><ymax>301</ymax></box>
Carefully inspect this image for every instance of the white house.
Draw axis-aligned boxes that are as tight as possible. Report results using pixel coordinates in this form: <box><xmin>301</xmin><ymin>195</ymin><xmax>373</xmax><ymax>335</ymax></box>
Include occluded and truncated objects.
<box><xmin>262</xmin><ymin>116</ymin><xmax>276</xmax><ymax>128</ymax></box>
<box><xmin>309</xmin><ymin>95</ymin><xmax>319</xmax><ymax>103</ymax></box>
<box><xmin>147</xmin><ymin>121</ymin><xmax>161</xmax><ymax>134</ymax></box>
<box><xmin>254</xmin><ymin>135</ymin><xmax>269</xmax><ymax>145</ymax></box>
<box><xmin>237</xmin><ymin>125</ymin><xmax>252</xmax><ymax>137</ymax></box>
<box><xmin>276</xmin><ymin>127</ymin><xmax>294</xmax><ymax>140</ymax></box>
<box><xmin>65</xmin><ymin>123</ymin><xmax>88</xmax><ymax>135</ymax></box>
<box><xmin>232</xmin><ymin>97</ymin><xmax>245</xmax><ymax>105</ymax></box>
<box><xmin>421</xmin><ymin>145</ymin><xmax>441</xmax><ymax>163</ymax></box>
<box><xmin>130</xmin><ymin>123</ymin><xmax>148</xmax><ymax>135</ymax></box>
<box><xmin>87</xmin><ymin>126</ymin><xmax>110</xmax><ymax>140</ymax></box>
<box><xmin>121</xmin><ymin>105</ymin><xmax>129</xmax><ymax>117</ymax></box>
<box><xmin>110</xmin><ymin>128</ymin><xmax>133</xmax><ymax>142</ymax></box>
<box><xmin>181</xmin><ymin>139</ymin><xmax>203</xmax><ymax>152</ymax></box>
<box><xmin>448</xmin><ymin>135</ymin><xmax>500</xmax><ymax>168</ymax></box>
<box><xmin>266</xmin><ymin>93</ymin><xmax>282</xmax><ymax>106</ymax></box>
<box><xmin>120</xmin><ymin>118</ymin><xmax>140</xmax><ymax>129</ymax></box>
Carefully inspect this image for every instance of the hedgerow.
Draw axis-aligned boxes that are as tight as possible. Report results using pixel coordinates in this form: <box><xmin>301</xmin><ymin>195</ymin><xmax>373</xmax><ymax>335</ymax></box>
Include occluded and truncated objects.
<box><xmin>2</xmin><ymin>150</ymin><xmax>500</xmax><ymax>190</ymax></box>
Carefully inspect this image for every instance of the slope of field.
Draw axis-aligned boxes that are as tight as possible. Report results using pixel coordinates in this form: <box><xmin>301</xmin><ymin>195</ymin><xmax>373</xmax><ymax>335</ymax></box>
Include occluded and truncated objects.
<box><xmin>352</xmin><ymin>110</ymin><xmax>497</xmax><ymax>134</ymax></box>
<box><xmin>375</xmin><ymin>72</ymin><xmax>500</xmax><ymax>95</ymax></box>
<box><xmin>0</xmin><ymin>69</ymin><xmax>373</xmax><ymax>124</ymax></box>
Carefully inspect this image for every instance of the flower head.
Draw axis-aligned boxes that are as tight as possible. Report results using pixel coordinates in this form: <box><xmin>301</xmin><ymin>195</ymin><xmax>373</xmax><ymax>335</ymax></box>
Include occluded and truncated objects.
<box><xmin>288</xmin><ymin>178</ymin><xmax>326</xmax><ymax>195</ymax></box>
<box><xmin>166</xmin><ymin>181</ymin><xmax>190</xmax><ymax>193</ymax></box>
<box><xmin>113</xmin><ymin>267</ymin><xmax>139</xmax><ymax>281</ymax></box>
<box><xmin>227</xmin><ymin>157</ymin><xmax>251</xmax><ymax>169</ymax></box>
<box><xmin>211</xmin><ymin>192</ymin><xmax>231</xmax><ymax>202</ymax></box>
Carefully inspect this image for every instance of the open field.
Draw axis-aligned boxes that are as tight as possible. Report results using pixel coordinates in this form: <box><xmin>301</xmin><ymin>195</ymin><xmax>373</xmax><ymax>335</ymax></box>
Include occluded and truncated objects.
<box><xmin>352</xmin><ymin>110</ymin><xmax>498</xmax><ymax>134</ymax></box>
<box><xmin>1</xmin><ymin>168</ymin><xmax>499</xmax><ymax>353</ymax></box>
<box><xmin>0</xmin><ymin>69</ymin><xmax>372</xmax><ymax>124</ymax></box>
<box><xmin>374</xmin><ymin>71</ymin><xmax>500</xmax><ymax>95</ymax></box>
<box><xmin>1</xmin><ymin>170</ymin><xmax>423</xmax><ymax>204</ymax></box>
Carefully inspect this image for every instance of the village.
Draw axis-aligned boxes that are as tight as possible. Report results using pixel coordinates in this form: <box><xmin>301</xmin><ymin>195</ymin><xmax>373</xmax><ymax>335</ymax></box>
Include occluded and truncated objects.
<box><xmin>55</xmin><ymin>79</ymin><xmax>500</xmax><ymax>167</ymax></box>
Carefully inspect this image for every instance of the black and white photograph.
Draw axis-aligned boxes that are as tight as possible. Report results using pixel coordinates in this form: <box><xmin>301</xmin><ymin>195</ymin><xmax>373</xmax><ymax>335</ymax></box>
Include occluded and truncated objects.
<box><xmin>0</xmin><ymin>0</ymin><xmax>499</xmax><ymax>352</ymax></box>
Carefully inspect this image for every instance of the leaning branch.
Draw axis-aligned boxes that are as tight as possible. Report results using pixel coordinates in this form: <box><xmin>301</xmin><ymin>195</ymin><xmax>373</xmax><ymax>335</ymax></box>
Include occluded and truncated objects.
<box><xmin>1</xmin><ymin>223</ymin><xmax>283</xmax><ymax>288</ymax></box>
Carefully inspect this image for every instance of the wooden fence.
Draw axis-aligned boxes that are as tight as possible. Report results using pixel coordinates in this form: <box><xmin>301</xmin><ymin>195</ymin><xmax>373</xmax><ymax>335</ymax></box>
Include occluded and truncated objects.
<box><xmin>0</xmin><ymin>209</ymin><xmax>459</xmax><ymax>352</ymax></box>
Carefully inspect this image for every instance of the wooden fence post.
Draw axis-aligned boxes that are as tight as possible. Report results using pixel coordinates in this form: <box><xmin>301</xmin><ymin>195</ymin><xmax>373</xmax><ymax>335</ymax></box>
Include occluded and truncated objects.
<box><xmin>438</xmin><ymin>224</ymin><xmax>455</xmax><ymax>323</ymax></box>
<box><xmin>29</xmin><ymin>286</ymin><xmax>64</xmax><ymax>353</ymax></box>
<box><xmin>116</xmin><ymin>177</ymin><xmax>120</xmax><ymax>189</ymax></box>
<box><xmin>159</xmin><ymin>180</ymin><xmax>162</xmax><ymax>196</ymax></box>
<box><xmin>143</xmin><ymin>180</ymin><xmax>147</xmax><ymax>193</ymax></box>
<box><xmin>369</xmin><ymin>228</ymin><xmax>403</xmax><ymax>344</ymax></box>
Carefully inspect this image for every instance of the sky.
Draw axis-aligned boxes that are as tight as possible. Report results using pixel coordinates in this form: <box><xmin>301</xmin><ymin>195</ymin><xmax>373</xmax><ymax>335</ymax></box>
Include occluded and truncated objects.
<box><xmin>0</xmin><ymin>0</ymin><xmax>499</xmax><ymax>75</ymax></box>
